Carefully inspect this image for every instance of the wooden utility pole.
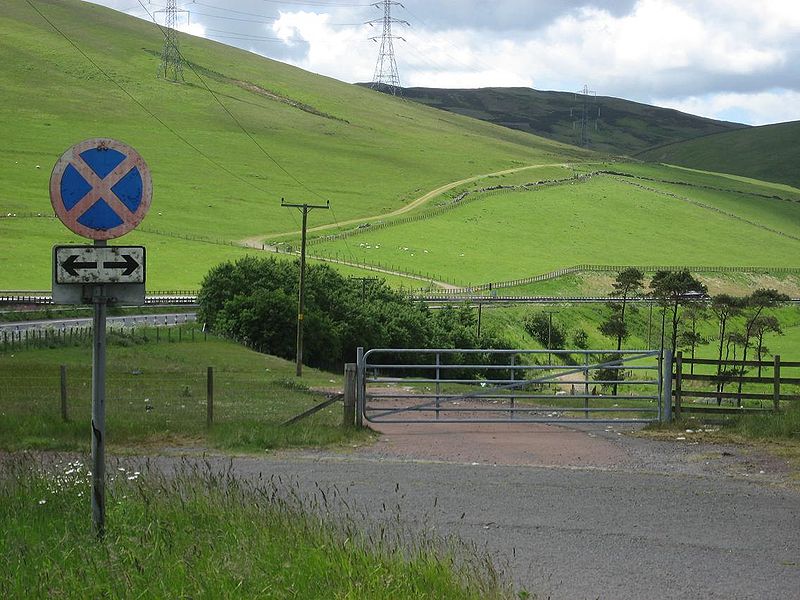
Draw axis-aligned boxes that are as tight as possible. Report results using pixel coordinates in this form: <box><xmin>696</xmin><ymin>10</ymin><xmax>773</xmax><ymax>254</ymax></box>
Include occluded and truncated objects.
<box><xmin>281</xmin><ymin>198</ymin><xmax>330</xmax><ymax>376</ymax></box>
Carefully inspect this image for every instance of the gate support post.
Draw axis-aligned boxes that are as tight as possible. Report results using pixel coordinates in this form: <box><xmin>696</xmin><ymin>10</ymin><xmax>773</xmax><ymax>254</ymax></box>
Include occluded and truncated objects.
<box><xmin>343</xmin><ymin>363</ymin><xmax>356</xmax><ymax>427</ymax></box>
<box><xmin>661</xmin><ymin>350</ymin><xmax>673</xmax><ymax>423</ymax></box>
<box><xmin>355</xmin><ymin>347</ymin><xmax>365</xmax><ymax>427</ymax></box>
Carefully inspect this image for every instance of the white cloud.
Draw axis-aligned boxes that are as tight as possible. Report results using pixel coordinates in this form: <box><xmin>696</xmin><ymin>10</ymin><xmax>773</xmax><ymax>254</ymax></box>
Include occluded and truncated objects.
<box><xmin>655</xmin><ymin>90</ymin><xmax>800</xmax><ymax>125</ymax></box>
<box><xmin>272</xmin><ymin>12</ymin><xmax>373</xmax><ymax>82</ymax></box>
<box><xmin>177</xmin><ymin>21</ymin><xmax>206</xmax><ymax>38</ymax></box>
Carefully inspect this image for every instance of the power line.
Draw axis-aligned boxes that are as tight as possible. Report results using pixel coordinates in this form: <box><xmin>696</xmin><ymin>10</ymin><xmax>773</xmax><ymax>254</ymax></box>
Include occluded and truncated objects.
<box><xmin>137</xmin><ymin>0</ymin><xmax>331</xmax><ymax>205</ymax></box>
<box><xmin>257</xmin><ymin>0</ymin><xmax>373</xmax><ymax>6</ymax></box>
<box><xmin>188</xmin><ymin>2</ymin><xmax>278</xmax><ymax>19</ymax></box>
<box><xmin>23</xmin><ymin>0</ymin><xmax>271</xmax><ymax>199</ymax></box>
<box><xmin>368</xmin><ymin>0</ymin><xmax>408</xmax><ymax>95</ymax></box>
<box><xmin>147</xmin><ymin>2</ymin><xmax>358</xmax><ymax>252</ymax></box>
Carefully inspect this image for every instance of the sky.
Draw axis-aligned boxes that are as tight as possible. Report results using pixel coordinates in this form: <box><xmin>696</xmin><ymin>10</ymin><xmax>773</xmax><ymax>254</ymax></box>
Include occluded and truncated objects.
<box><xmin>87</xmin><ymin>0</ymin><xmax>800</xmax><ymax>126</ymax></box>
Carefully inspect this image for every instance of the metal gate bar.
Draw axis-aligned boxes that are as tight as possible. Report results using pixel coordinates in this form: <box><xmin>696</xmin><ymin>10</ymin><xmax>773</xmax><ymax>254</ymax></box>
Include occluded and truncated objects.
<box><xmin>357</xmin><ymin>347</ymin><xmax>664</xmax><ymax>424</ymax></box>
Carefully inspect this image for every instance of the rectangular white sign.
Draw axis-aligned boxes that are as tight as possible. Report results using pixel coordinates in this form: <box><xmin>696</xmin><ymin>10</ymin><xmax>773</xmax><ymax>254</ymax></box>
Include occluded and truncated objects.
<box><xmin>54</xmin><ymin>246</ymin><xmax>146</xmax><ymax>285</ymax></box>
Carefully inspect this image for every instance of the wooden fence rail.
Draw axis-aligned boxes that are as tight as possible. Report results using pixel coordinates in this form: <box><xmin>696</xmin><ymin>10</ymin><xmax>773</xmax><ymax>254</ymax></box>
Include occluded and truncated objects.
<box><xmin>673</xmin><ymin>353</ymin><xmax>800</xmax><ymax>416</ymax></box>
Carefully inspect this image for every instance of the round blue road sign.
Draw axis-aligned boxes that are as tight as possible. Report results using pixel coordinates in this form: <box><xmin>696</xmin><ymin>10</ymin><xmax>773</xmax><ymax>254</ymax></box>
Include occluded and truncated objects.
<box><xmin>50</xmin><ymin>138</ymin><xmax>152</xmax><ymax>240</ymax></box>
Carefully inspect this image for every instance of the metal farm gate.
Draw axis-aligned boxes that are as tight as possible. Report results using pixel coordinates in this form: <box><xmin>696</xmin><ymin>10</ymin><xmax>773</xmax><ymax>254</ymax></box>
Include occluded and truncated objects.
<box><xmin>356</xmin><ymin>347</ymin><xmax>669</xmax><ymax>424</ymax></box>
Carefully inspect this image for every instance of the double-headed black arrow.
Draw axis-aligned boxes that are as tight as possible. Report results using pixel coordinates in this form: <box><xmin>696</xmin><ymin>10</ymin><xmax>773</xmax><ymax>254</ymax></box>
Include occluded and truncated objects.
<box><xmin>102</xmin><ymin>254</ymin><xmax>139</xmax><ymax>276</ymax></box>
<box><xmin>61</xmin><ymin>253</ymin><xmax>140</xmax><ymax>277</ymax></box>
<box><xmin>61</xmin><ymin>254</ymin><xmax>97</xmax><ymax>276</ymax></box>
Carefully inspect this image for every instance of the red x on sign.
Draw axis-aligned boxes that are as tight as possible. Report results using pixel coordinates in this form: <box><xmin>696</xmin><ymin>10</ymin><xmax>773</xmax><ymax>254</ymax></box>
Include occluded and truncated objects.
<box><xmin>50</xmin><ymin>138</ymin><xmax>152</xmax><ymax>240</ymax></box>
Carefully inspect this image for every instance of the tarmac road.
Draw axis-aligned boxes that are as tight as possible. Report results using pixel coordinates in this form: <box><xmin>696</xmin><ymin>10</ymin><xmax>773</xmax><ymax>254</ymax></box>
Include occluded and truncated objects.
<box><xmin>131</xmin><ymin>425</ymin><xmax>800</xmax><ymax>600</ymax></box>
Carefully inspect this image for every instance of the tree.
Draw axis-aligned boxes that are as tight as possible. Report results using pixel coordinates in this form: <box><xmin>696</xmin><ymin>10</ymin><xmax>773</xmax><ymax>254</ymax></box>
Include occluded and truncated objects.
<box><xmin>735</xmin><ymin>289</ymin><xmax>789</xmax><ymax>401</ymax></box>
<box><xmin>197</xmin><ymin>256</ymin><xmax>515</xmax><ymax>373</ymax></box>
<box><xmin>609</xmin><ymin>268</ymin><xmax>644</xmax><ymax>351</ymax></box>
<box><xmin>751</xmin><ymin>315</ymin><xmax>782</xmax><ymax>377</ymax></box>
<box><xmin>572</xmin><ymin>329</ymin><xmax>589</xmax><ymax>350</ymax></box>
<box><xmin>678</xmin><ymin>303</ymin><xmax>707</xmax><ymax>374</ymax></box>
<box><xmin>649</xmin><ymin>270</ymin><xmax>707</xmax><ymax>353</ymax></box>
<box><xmin>709</xmin><ymin>294</ymin><xmax>745</xmax><ymax>397</ymax></box>
<box><xmin>523</xmin><ymin>312</ymin><xmax>566</xmax><ymax>350</ymax></box>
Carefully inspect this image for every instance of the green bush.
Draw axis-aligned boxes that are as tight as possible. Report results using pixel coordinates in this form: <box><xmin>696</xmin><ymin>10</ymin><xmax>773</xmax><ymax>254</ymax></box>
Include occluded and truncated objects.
<box><xmin>198</xmin><ymin>256</ymin><xmax>513</xmax><ymax>371</ymax></box>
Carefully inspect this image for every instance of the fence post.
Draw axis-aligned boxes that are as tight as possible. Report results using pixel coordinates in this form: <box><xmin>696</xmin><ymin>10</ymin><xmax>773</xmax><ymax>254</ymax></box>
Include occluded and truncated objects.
<box><xmin>343</xmin><ymin>363</ymin><xmax>356</xmax><ymax>427</ymax></box>
<box><xmin>773</xmin><ymin>355</ymin><xmax>781</xmax><ymax>413</ymax></box>
<box><xmin>675</xmin><ymin>351</ymin><xmax>683</xmax><ymax>419</ymax></box>
<box><xmin>60</xmin><ymin>365</ymin><xmax>69</xmax><ymax>422</ymax></box>
<box><xmin>206</xmin><ymin>367</ymin><xmax>214</xmax><ymax>427</ymax></box>
<box><xmin>661</xmin><ymin>350</ymin><xmax>673</xmax><ymax>423</ymax></box>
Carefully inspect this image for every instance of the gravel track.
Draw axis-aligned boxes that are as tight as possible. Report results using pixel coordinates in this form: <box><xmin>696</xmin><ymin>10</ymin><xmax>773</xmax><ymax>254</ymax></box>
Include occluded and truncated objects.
<box><xmin>111</xmin><ymin>422</ymin><xmax>800</xmax><ymax>600</ymax></box>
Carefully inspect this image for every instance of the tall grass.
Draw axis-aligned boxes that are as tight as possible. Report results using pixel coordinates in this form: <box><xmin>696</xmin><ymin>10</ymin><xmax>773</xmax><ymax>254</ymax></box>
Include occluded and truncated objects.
<box><xmin>0</xmin><ymin>455</ymin><xmax>516</xmax><ymax>599</ymax></box>
<box><xmin>729</xmin><ymin>401</ymin><xmax>800</xmax><ymax>441</ymax></box>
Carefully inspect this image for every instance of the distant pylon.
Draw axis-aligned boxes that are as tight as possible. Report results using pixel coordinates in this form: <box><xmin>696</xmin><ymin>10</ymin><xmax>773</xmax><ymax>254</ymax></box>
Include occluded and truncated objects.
<box><xmin>367</xmin><ymin>0</ymin><xmax>409</xmax><ymax>95</ymax></box>
<box><xmin>154</xmin><ymin>0</ymin><xmax>189</xmax><ymax>81</ymax></box>
<box><xmin>575</xmin><ymin>84</ymin><xmax>598</xmax><ymax>148</ymax></box>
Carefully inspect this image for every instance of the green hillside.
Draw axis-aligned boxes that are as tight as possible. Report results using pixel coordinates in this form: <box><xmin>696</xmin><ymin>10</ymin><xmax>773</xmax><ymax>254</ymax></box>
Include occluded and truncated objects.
<box><xmin>0</xmin><ymin>0</ymin><xmax>587</xmax><ymax>288</ymax></box>
<box><xmin>308</xmin><ymin>165</ymin><xmax>800</xmax><ymax>288</ymax></box>
<box><xmin>637</xmin><ymin>121</ymin><xmax>800</xmax><ymax>188</ymax></box>
<box><xmin>382</xmin><ymin>86</ymin><xmax>746</xmax><ymax>156</ymax></box>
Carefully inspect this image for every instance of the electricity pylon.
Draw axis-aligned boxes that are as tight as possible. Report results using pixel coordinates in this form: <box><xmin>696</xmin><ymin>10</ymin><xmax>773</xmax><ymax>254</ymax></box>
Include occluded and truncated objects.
<box><xmin>154</xmin><ymin>0</ymin><xmax>189</xmax><ymax>81</ymax></box>
<box><xmin>367</xmin><ymin>0</ymin><xmax>409</xmax><ymax>95</ymax></box>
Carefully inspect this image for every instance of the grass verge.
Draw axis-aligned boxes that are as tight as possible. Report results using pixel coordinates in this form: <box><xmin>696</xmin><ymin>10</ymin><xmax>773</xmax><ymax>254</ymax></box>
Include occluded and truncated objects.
<box><xmin>0</xmin><ymin>333</ymin><xmax>373</xmax><ymax>453</ymax></box>
<box><xmin>0</xmin><ymin>455</ymin><xmax>517</xmax><ymax>599</ymax></box>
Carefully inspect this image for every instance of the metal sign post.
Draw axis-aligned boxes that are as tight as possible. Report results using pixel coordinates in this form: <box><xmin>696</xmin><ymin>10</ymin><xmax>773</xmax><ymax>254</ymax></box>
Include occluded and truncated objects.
<box><xmin>91</xmin><ymin>242</ymin><xmax>107</xmax><ymax>536</ymax></box>
<box><xmin>50</xmin><ymin>138</ymin><xmax>152</xmax><ymax>538</ymax></box>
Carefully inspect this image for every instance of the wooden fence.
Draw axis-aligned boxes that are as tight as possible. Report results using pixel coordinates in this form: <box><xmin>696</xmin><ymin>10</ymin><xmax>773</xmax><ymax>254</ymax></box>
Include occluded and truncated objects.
<box><xmin>672</xmin><ymin>352</ymin><xmax>800</xmax><ymax>416</ymax></box>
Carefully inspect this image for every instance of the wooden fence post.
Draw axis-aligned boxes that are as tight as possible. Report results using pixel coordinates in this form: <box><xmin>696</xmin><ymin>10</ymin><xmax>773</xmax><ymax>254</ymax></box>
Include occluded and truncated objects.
<box><xmin>343</xmin><ymin>363</ymin><xmax>356</xmax><ymax>427</ymax></box>
<box><xmin>60</xmin><ymin>365</ymin><xmax>68</xmax><ymax>422</ymax></box>
<box><xmin>662</xmin><ymin>350</ymin><xmax>673</xmax><ymax>422</ymax></box>
<box><xmin>773</xmin><ymin>355</ymin><xmax>781</xmax><ymax>413</ymax></box>
<box><xmin>206</xmin><ymin>367</ymin><xmax>214</xmax><ymax>427</ymax></box>
<box><xmin>675</xmin><ymin>352</ymin><xmax>683</xmax><ymax>419</ymax></box>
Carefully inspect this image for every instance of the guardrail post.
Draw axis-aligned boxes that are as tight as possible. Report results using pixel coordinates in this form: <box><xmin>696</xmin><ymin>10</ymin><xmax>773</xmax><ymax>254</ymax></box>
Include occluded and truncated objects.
<box><xmin>661</xmin><ymin>350</ymin><xmax>673</xmax><ymax>422</ymax></box>
<box><xmin>773</xmin><ymin>355</ymin><xmax>781</xmax><ymax>413</ymax></box>
<box><xmin>343</xmin><ymin>363</ymin><xmax>356</xmax><ymax>427</ymax></box>
<box><xmin>60</xmin><ymin>365</ymin><xmax>69</xmax><ymax>422</ymax></box>
<box><xmin>675</xmin><ymin>351</ymin><xmax>683</xmax><ymax>418</ymax></box>
<box><xmin>206</xmin><ymin>367</ymin><xmax>214</xmax><ymax>427</ymax></box>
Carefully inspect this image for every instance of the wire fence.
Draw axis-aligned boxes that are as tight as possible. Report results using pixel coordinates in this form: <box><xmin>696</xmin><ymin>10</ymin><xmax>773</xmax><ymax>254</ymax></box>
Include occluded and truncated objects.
<box><xmin>0</xmin><ymin>323</ymin><xmax>204</xmax><ymax>352</ymax></box>
<box><xmin>0</xmin><ymin>363</ymin><xmax>336</xmax><ymax>435</ymax></box>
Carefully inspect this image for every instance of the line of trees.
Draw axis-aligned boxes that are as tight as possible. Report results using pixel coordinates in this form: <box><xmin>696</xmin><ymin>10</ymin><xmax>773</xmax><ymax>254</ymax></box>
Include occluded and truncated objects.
<box><xmin>197</xmin><ymin>256</ymin><xmax>514</xmax><ymax>373</ymax></box>
<box><xmin>594</xmin><ymin>269</ymin><xmax>789</xmax><ymax>397</ymax></box>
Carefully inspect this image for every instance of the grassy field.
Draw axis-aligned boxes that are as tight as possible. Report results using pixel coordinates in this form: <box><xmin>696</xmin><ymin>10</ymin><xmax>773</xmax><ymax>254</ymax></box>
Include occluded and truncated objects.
<box><xmin>310</xmin><ymin>172</ymin><xmax>800</xmax><ymax>287</ymax></box>
<box><xmin>637</xmin><ymin>120</ymin><xmax>800</xmax><ymax>189</ymax></box>
<box><xmin>0</xmin><ymin>0</ymin><xmax>588</xmax><ymax>289</ymax></box>
<box><xmin>0</xmin><ymin>456</ymin><xmax>514</xmax><ymax>599</ymax></box>
<box><xmin>0</xmin><ymin>330</ymin><xmax>372</xmax><ymax>452</ymax></box>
